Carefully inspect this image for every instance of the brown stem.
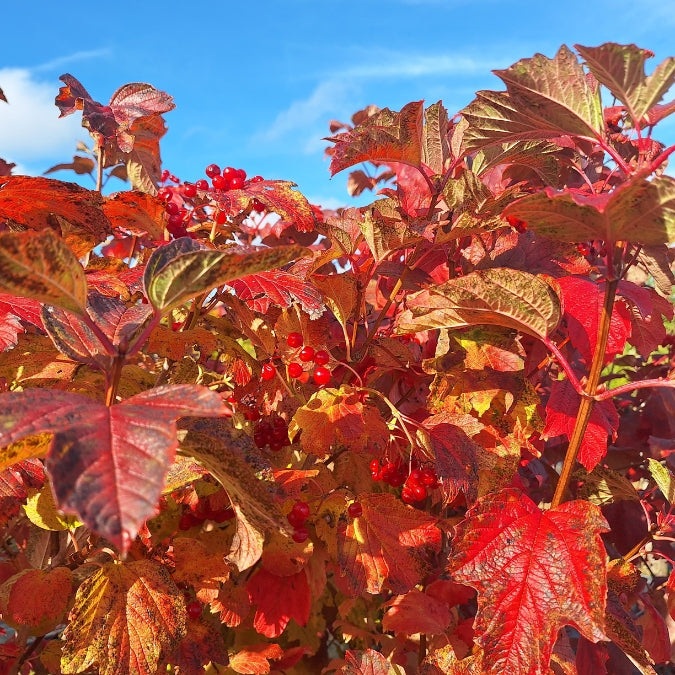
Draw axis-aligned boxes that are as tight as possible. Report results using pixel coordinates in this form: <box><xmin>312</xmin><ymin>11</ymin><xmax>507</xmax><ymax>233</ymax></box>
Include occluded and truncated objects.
<box><xmin>95</xmin><ymin>141</ymin><xmax>105</xmax><ymax>193</ymax></box>
<box><xmin>551</xmin><ymin>277</ymin><xmax>619</xmax><ymax>508</ymax></box>
<box><xmin>105</xmin><ymin>354</ymin><xmax>126</xmax><ymax>406</ymax></box>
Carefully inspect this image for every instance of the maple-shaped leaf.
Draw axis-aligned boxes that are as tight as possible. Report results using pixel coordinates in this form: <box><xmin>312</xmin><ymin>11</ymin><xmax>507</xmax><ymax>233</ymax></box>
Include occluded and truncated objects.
<box><xmin>220</xmin><ymin>178</ymin><xmax>316</xmax><ymax>233</ymax></box>
<box><xmin>312</xmin><ymin>272</ymin><xmax>358</xmax><ymax>331</ymax></box>
<box><xmin>382</xmin><ymin>588</ymin><xmax>453</xmax><ymax>635</ymax></box>
<box><xmin>395</xmin><ymin>268</ymin><xmax>561</xmax><ymax>340</ymax></box>
<box><xmin>556</xmin><ymin>276</ymin><xmax>632</xmax><ymax>365</ymax></box>
<box><xmin>0</xmin><ymin>567</ymin><xmax>72</xmax><ymax>635</ymax></box>
<box><xmin>0</xmin><ymin>385</ymin><xmax>227</xmax><ymax>552</ymax></box>
<box><xmin>0</xmin><ymin>229</ymin><xmax>88</xmax><ymax>315</ymax></box>
<box><xmin>102</xmin><ymin>190</ymin><xmax>166</xmax><ymax>239</ymax></box>
<box><xmin>229</xmin><ymin>269</ymin><xmax>325</xmax><ymax>318</ymax></box>
<box><xmin>337</xmin><ymin>492</ymin><xmax>441</xmax><ymax>595</ymax></box>
<box><xmin>289</xmin><ymin>385</ymin><xmax>391</xmax><ymax>457</ymax></box>
<box><xmin>247</xmin><ymin>567</ymin><xmax>310</xmax><ymax>638</ymax></box>
<box><xmin>543</xmin><ymin>379</ymin><xmax>619</xmax><ymax>471</ymax></box>
<box><xmin>503</xmin><ymin>175</ymin><xmax>675</xmax><ymax>246</ymax></box>
<box><xmin>56</xmin><ymin>74</ymin><xmax>175</xmax><ymax>153</ymax></box>
<box><xmin>143</xmin><ymin>237</ymin><xmax>309</xmax><ymax>314</ymax></box>
<box><xmin>0</xmin><ymin>458</ymin><xmax>45</xmax><ymax>527</ymax></box>
<box><xmin>0</xmin><ymin>176</ymin><xmax>112</xmax><ymax>256</ymax></box>
<box><xmin>342</xmin><ymin>649</ymin><xmax>403</xmax><ymax>675</ymax></box>
<box><xmin>575</xmin><ymin>43</ymin><xmax>675</xmax><ymax>125</ymax></box>
<box><xmin>61</xmin><ymin>559</ymin><xmax>185</xmax><ymax>675</ymax></box>
<box><xmin>177</xmin><ymin>417</ymin><xmax>288</xmax><ymax>571</ymax></box>
<box><xmin>460</xmin><ymin>45</ymin><xmax>603</xmax><ymax>155</ymax></box>
<box><xmin>327</xmin><ymin>100</ymin><xmax>425</xmax><ymax>175</ymax></box>
<box><xmin>449</xmin><ymin>489</ymin><xmax>608</xmax><ymax>675</ymax></box>
<box><xmin>228</xmin><ymin>643</ymin><xmax>284</xmax><ymax>675</ymax></box>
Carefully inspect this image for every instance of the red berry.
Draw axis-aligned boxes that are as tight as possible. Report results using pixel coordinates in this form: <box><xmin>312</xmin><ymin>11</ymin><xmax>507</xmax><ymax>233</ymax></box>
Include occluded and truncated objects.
<box><xmin>369</xmin><ymin>459</ymin><xmax>380</xmax><ymax>473</ymax></box>
<box><xmin>420</xmin><ymin>468</ymin><xmax>438</xmax><ymax>487</ymax></box>
<box><xmin>313</xmin><ymin>349</ymin><xmax>330</xmax><ymax>366</ymax></box>
<box><xmin>292</xmin><ymin>526</ymin><xmax>309</xmax><ymax>543</ymax></box>
<box><xmin>261</xmin><ymin>363</ymin><xmax>276</xmax><ymax>380</ymax></box>
<box><xmin>387</xmin><ymin>472</ymin><xmax>405</xmax><ymax>488</ymax></box>
<box><xmin>347</xmin><ymin>502</ymin><xmax>363</xmax><ymax>518</ymax></box>
<box><xmin>235</xmin><ymin>168</ymin><xmax>247</xmax><ymax>182</ymax></box>
<box><xmin>187</xmin><ymin>600</ymin><xmax>202</xmax><ymax>620</ymax></box>
<box><xmin>313</xmin><ymin>366</ymin><xmax>331</xmax><ymax>386</ymax></box>
<box><xmin>251</xmin><ymin>175</ymin><xmax>264</xmax><ymax>183</ymax></box>
<box><xmin>212</xmin><ymin>174</ymin><xmax>229</xmax><ymax>190</ymax></box>
<box><xmin>291</xmin><ymin>501</ymin><xmax>310</xmax><ymax>520</ymax></box>
<box><xmin>407</xmin><ymin>469</ymin><xmax>424</xmax><ymax>486</ymax></box>
<box><xmin>215</xmin><ymin>210</ymin><xmax>227</xmax><ymax>225</ymax></box>
<box><xmin>243</xmin><ymin>407</ymin><xmax>261</xmax><ymax>422</ymax></box>
<box><xmin>161</xmin><ymin>169</ymin><xmax>170</xmax><ymax>182</ymax></box>
<box><xmin>195</xmin><ymin>178</ymin><xmax>209</xmax><ymax>190</ymax></box>
<box><xmin>222</xmin><ymin>166</ymin><xmax>235</xmax><ymax>180</ymax></box>
<box><xmin>299</xmin><ymin>346</ymin><xmax>315</xmax><ymax>362</ymax></box>
<box><xmin>205</xmin><ymin>164</ymin><xmax>221</xmax><ymax>178</ymax></box>
<box><xmin>287</xmin><ymin>332</ymin><xmax>303</xmax><ymax>348</ymax></box>
<box><xmin>288</xmin><ymin>362</ymin><xmax>303</xmax><ymax>379</ymax></box>
<box><xmin>229</xmin><ymin>176</ymin><xmax>244</xmax><ymax>190</ymax></box>
<box><xmin>411</xmin><ymin>484</ymin><xmax>427</xmax><ymax>501</ymax></box>
<box><xmin>157</xmin><ymin>186</ymin><xmax>173</xmax><ymax>202</ymax></box>
<box><xmin>272</xmin><ymin>416</ymin><xmax>287</xmax><ymax>429</ymax></box>
<box><xmin>253</xmin><ymin>431</ymin><xmax>268</xmax><ymax>448</ymax></box>
<box><xmin>401</xmin><ymin>487</ymin><xmax>417</xmax><ymax>505</ymax></box>
<box><xmin>251</xmin><ymin>198</ymin><xmax>265</xmax><ymax>213</ymax></box>
<box><xmin>269</xmin><ymin>438</ymin><xmax>286</xmax><ymax>452</ymax></box>
<box><xmin>165</xmin><ymin>201</ymin><xmax>180</xmax><ymax>215</ymax></box>
<box><xmin>287</xmin><ymin>509</ymin><xmax>307</xmax><ymax>528</ymax></box>
<box><xmin>169</xmin><ymin>174</ymin><xmax>180</xmax><ymax>184</ymax></box>
<box><xmin>183</xmin><ymin>183</ymin><xmax>197</xmax><ymax>198</ymax></box>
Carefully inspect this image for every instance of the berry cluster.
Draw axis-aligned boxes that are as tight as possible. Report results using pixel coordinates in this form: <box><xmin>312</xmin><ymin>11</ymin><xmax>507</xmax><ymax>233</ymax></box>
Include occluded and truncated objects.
<box><xmin>177</xmin><ymin>500</ymin><xmax>235</xmax><ymax>530</ymax></box>
<box><xmin>285</xmin><ymin>332</ymin><xmax>332</xmax><ymax>386</ymax></box>
<box><xmin>287</xmin><ymin>500</ymin><xmax>311</xmax><ymax>542</ymax></box>
<box><xmin>253</xmin><ymin>416</ymin><xmax>290</xmax><ymax>452</ymax></box>
<box><xmin>370</xmin><ymin>458</ymin><xmax>438</xmax><ymax>505</ymax></box>
<box><xmin>156</xmin><ymin>164</ymin><xmax>266</xmax><ymax>239</ymax></box>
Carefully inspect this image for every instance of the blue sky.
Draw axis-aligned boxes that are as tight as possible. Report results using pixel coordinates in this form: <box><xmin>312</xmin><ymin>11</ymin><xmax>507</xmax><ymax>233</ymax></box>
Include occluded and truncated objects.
<box><xmin>1</xmin><ymin>1</ymin><xmax>673</xmax><ymax>209</ymax></box>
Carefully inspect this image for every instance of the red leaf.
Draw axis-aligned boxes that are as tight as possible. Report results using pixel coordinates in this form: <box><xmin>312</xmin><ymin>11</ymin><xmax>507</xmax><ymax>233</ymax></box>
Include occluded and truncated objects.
<box><xmin>543</xmin><ymin>379</ymin><xmax>619</xmax><ymax>471</ymax></box>
<box><xmin>342</xmin><ymin>649</ymin><xmax>401</xmax><ymax>675</ymax></box>
<box><xmin>56</xmin><ymin>74</ymin><xmax>175</xmax><ymax>153</ymax></box>
<box><xmin>449</xmin><ymin>489</ymin><xmax>608</xmax><ymax>675</ymax></box>
<box><xmin>229</xmin><ymin>270</ymin><xmax>324</xmax><ymax>318</ymax></box>
<box><xmin>382</xmin><ymin>588</ymin><xmax>453</xmax><ymax>635</ymax></box>
<box><xmin>0</xmin><ymin>386</ymin><xmax>227</xmax><ymax>552</ymax></box>
<box><xmin>337</xmin><ymin>493</ymin><xmax>442</xmax><ymax>595</ymax></box>
<box><xmin>556</xmin><ymin>276</ymin><xmax>632</xmax><ymax>364</ymax></box>
<box><xmin>0</xmin><ymin>292</ymin><xmax>42</xmax><ymax>352</ymax></box>
<box><xmin>0</xmin><ymin>458</ymin><xmax>45</xmax><ymax>527</ymax></box>
<box><xmin>246</xmin><ymin>567</ymin><xmax>310</xmax><ymax>638</ymax></box>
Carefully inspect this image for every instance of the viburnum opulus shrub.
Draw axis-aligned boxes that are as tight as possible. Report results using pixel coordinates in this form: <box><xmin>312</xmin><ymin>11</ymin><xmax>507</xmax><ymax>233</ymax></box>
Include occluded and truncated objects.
<box><xmin>0</xmin><ymin>42</ymin><xmax>674</xmax><ymax>675</ymax></box>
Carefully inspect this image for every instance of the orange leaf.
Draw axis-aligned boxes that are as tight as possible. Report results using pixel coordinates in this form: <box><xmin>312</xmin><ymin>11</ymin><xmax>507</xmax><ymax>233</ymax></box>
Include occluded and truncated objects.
<box><xmin>61</xmin><ymin>560</ymin><xmax>186</xmax><ymax>675</ymax></box>
<box><xmin>382</xmin><ymin>588</ymin><xmax>453</xmax><ymax>636</ymax></box>
<box><xmin>229</xmin><ymin>643</ymin><xmax>284</xmax><ymax>675</ymax></box>
<box><xmin>337</xmin><ymin>493</ymin><xmax>441</xmax><ymax>595</ymax></box>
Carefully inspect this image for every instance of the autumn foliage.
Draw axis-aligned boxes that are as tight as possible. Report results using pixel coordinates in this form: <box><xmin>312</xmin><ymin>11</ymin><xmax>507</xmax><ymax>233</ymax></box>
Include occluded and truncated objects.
<box><xmin>0</xmin><ymin>43</ymin><xmax>675</xmax><ymax>674</ymax></box>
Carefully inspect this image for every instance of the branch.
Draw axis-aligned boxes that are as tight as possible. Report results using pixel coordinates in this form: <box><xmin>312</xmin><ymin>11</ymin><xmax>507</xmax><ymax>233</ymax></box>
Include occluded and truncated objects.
<box><xmin>595</xmin><ymin>377</ymin><xmax>675</xmax><ymax>401</ymax></box>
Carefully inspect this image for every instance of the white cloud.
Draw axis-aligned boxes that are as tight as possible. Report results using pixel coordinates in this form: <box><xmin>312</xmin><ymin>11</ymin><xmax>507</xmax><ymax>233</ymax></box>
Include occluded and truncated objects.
<box><xmin>0</xmin><ymin>68</ymin><xmax>86</xmax><ymax>169</ymax></box>
<box><xmin>254</xmin><ymin>79</ymin><xmax>355</xmax><ymax>152</ymax></box>
<box><xmin>33</xmin><ymin>49</ymin><xmax>112</xmax><ymax>73</ymax></box>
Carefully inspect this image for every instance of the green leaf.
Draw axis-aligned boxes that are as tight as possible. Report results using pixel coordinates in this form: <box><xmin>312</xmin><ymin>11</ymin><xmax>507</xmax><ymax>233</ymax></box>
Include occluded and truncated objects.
<box><xmin>647</xmin><ymin>459</ymin><xmax>675</xmax><ymax>504</ymax></box>
<box><xmin>504</xmin><ymin>175</ymin><xmax>675</xmax><ymax>246</ymax></box>
<box><xmin>394</xmin><ymin>268</ymin><xmax>561</xmax><ymax>340</ymax></box>
<box><xmin>144</xmin><ymin>239</ymin><xmax>308</xmax><ymax>314</ymax></box>
<box><xmin>0</xmin><ymin>230</ymin><xmax>87</xmax><ymax>314</ymax></box>
<box><xmin>460</xmin><ymin>45</ymin><xmax>603</xmax><ymax>154</ymax></box>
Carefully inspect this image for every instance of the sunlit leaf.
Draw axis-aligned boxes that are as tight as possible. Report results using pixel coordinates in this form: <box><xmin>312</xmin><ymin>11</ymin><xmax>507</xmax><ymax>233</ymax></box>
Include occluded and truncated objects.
<box><xmin>102</xmin><ymin>190</ymin><xmax>166</xmax><ymax>238</ymax></box>
<box><xmin>342</xmin><ymin>649</ymin><xmax>403</xmax><ymax>675</ymax></box>
<box><xmin>449</xmin><ymin>489</ymin><xmax>608</xmax><ymax>675</ymax></box>
<box><xmin>0</xmin><ymin>176</ymin><xmax>111</xmax><ymax>255</ymax></box>
<box><xmin>460</xmin><ymin>45</ymin><xmax>603</xmax><ymax>154</ymax></box>
<box><xmin>395</xmin><ymin>268</ymin><xmax>561</xmax><ymax>340</ymax></box>
<box><xmin>337</xmin><ymin>493</ymin><xmax>441</xmax><ymax>595</ymax></box>
<box><xmin>503</xmin><ymin>175</ymin><xmax>675</xmax><ymax>246</ymax></box>
<box><xmin>647</xmin><ymin>459</ymin><xmax>675</xmax><ymax>504</ymax></box>
<box><xmin>61</xmin><ymin>560</ymin><xmax>185</xmax><ymax>675</ymax></box>
<box><xmin>145</xmin><ymin>238</ymin><xmax>308</xmax><ymax>314</ymax></box>
<box><xmin>0</xmin><ymin>230</ymin><xmax>87</xmax><ymax>314</ymax></box>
